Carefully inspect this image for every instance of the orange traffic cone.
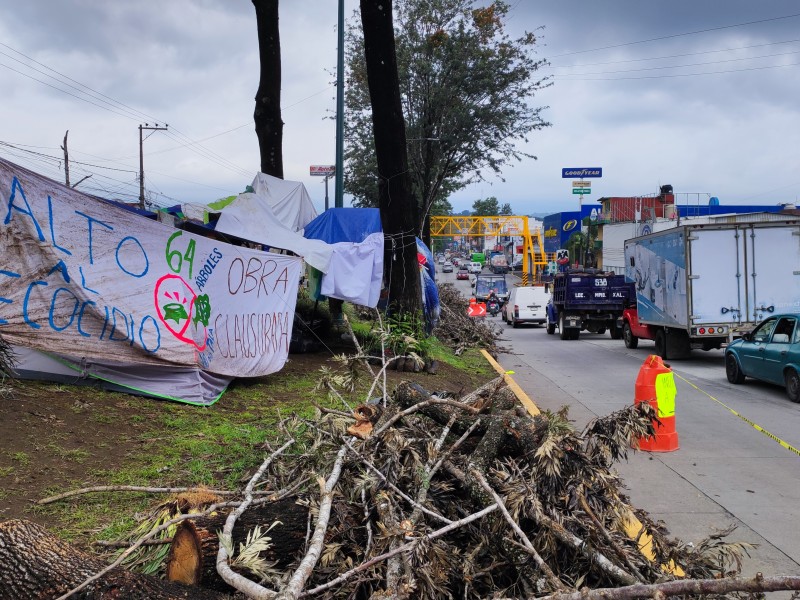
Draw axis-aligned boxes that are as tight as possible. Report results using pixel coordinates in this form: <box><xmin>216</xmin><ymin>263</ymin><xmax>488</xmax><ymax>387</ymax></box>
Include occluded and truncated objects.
<box><xmin>634</xmin><ymin>355</ymin><xmax>679</xmax><ymax>452</ymax></box>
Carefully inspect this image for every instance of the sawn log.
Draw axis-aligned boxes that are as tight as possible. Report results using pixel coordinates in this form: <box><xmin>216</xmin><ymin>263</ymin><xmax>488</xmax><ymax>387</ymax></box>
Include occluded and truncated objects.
<box><xmin>0</xmin><ymin>519</ymin><xmax>227</xmax><ymax>600</ymax></box>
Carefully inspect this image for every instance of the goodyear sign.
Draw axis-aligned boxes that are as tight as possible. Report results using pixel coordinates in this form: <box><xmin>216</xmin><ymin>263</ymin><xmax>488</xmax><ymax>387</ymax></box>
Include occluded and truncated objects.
<box><xmin>562</xmin><ymin>167</ymin><xmax>602</xmax><ymax>178</ymax></box>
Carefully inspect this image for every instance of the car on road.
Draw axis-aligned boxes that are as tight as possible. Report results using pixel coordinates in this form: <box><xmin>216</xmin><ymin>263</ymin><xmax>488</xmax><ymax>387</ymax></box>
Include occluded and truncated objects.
<box><xmin>467</xmin><ymin>261</ymin><xmax>482</xmax><ymax>274</ymax></box>
<box><xmin>725</xmin><ymin>313</ymin><xmax>800</xmax><ymax>402</ymax></box>
<box><xmin>503</xmin><ymin>286</ymin><xmax>550</xmax><ymax>328</ymax></box>
<box><xmin>441</xmin><ymin>261</ymin><xmax>454</xmax><ymax>273</ymax></box>
<box><xmin>456</xmin><ymin>267</ymin><xmax>469</xmax><ymax>280</ymax></box>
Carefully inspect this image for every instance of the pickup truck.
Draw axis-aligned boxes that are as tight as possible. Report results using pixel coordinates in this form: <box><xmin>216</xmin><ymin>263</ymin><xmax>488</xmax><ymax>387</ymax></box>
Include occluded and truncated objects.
<box><xmin>545</xmin><ymin>268</ymin><xmax>635</xmax><ymax>340</ymax></box>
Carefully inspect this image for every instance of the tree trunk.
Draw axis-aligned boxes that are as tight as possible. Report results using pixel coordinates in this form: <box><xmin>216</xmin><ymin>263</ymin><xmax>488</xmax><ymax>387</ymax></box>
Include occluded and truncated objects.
<box><xmin>252</xmin><ymin>0</ymin><xmax>284</xmax><ymax>178</ymax></box>
<box><xmin>359</xmin><ymin>0</ymin><xmax>421</xmax><ymax>315</ymax></box>
<box><xmin>166</xmin><ymin>498</ymin><xmax>308</xmax><ymax>591</ymax></box>
<box><xmin>0</xmin><ymin>519</ymin><xmax>226</xmax><ymax>600</ymax></box>
<box><xmin>392</xmin><ymin>381</ymin><xmax>547</xmax><ymax>457</ymax></box>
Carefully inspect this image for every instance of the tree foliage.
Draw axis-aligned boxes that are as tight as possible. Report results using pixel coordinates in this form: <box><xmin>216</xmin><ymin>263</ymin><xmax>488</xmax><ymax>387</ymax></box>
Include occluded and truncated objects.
<box><xmin>471</xmin><ymin>196</ymin><xmax>500</xmax><ymax>216</ymax></box>
<box><xmin>344</xmin><ymin>0</ymin><xmax>551</xmax><ymax>233</ymax></box>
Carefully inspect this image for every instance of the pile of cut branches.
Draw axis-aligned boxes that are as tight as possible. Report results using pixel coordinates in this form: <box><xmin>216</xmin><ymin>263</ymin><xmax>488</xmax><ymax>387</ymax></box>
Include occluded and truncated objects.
<box><xmin>16</xmin><ymin>372</ymin><xmax>795</xmax><ymax>600</ymax></box>
<box><xmin>433</xmin><ymin>283</ymin><xmax>503</xmax><ymax>356</ymax></box>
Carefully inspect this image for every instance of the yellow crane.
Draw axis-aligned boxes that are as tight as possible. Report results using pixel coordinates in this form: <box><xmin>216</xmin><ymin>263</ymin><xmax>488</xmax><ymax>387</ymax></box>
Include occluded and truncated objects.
<box><xmin>429</xmin><ymin>215</ymin><xmax>549</xmax><ymax>285</ymax></box>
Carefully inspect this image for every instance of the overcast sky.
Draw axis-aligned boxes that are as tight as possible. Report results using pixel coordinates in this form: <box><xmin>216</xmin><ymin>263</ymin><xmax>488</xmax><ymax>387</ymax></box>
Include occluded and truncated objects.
<box><xmin>2</xmin><ymin>1</ymin><xmax>799</xmax><ymax>217</ymax></box>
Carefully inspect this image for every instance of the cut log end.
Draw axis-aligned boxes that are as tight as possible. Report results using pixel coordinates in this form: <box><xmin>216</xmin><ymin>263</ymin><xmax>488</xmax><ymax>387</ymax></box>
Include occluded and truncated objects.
<box><xmin>165</xmin><ymin>520</ymin><xmax>203</xmax><ymax>586</ymax></box>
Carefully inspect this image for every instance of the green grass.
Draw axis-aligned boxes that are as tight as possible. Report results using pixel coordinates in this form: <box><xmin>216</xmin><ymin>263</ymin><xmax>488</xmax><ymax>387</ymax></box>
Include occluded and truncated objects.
<box><xmin>0</xmin><ymin>466</ymin><xmax>13</xmax><ymax>477</ymax></box>
<box><xmin>11</xmin><ymin>451</ymin><xmax>30</xmax><ymax>466</ymax></box>
<box><xmin>25</xmin><ymin>311</ymin><xmax>495</xmax><ymax>544</ymax></box>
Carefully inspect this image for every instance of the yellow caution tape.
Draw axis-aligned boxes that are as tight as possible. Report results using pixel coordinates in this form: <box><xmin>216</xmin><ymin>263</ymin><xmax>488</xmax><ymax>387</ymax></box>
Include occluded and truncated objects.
<box><xmin>674</xmin><ymin>372</ymin><xmax>800</xmax><ymax>458</ymax></box>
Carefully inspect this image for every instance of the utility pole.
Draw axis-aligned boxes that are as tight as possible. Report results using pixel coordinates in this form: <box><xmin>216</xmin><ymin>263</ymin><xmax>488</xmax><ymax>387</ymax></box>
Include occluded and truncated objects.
<box><xmin>139</xmin><ymin>123</ymin><xmax>168</xmax><ymax>209</ymax></box>
<box><xmin>61</xmin><ymin>130</ymin><xmax>70</xmax><ymax>187</ymax></box>
<box><xmin>334</xmin><ymin>0</ymin><xmax>344</xmax><ymax>208</ymax></box>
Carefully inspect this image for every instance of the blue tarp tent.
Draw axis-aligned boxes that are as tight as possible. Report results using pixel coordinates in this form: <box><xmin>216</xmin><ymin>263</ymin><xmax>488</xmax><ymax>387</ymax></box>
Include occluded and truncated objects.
<box><xmin>304</xmin><ymin>208</ymin><xmax>440</xmax><ymax>330</ymax></box>
<box><xmin>304</xmin><ymin>207</ymin><xmax>382</xmax><ymax>244</ymax></box>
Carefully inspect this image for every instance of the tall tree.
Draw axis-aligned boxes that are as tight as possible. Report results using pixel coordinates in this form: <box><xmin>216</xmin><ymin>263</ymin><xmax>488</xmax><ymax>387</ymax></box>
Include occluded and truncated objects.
<box><xmin>252</xmin><ymin>0</ymin><xmax>283</xmax><ymax>177</ymax></box>
<box><xmin>360</xmin><ymin>0</ymin><xmax>422</xmax><ymax>314</ymax></box>
<box><xmin>344</xmin><ymin>0</ymin><xmax>550</xmax><ymax>243</ymax></box>
<box><xmin>472</xmin><ymin>196</ymin><xmax>500</xmax><ymax>216</ymax></box>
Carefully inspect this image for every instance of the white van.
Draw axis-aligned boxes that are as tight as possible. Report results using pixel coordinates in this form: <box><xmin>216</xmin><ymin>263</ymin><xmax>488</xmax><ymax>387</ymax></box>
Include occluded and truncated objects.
<box><xmin>467</xmin><ymin>262</ymin><xmax>482</xmax><ymax>274</ymax></box>
<box><xmin>503</xmin><ymin>286</ymin><xmax>550</xmax><ymax>328</ymax></box>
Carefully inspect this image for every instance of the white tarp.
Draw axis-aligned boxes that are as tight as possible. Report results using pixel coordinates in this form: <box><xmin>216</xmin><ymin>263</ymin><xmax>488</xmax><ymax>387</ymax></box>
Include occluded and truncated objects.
<box><xmin>321</xmin><ymin>233</ymin><xmax>384</xmax><ymax>307</ymax></box>
<box><xmin>215</xmin><ymin>194</ymin><xmax>384</xmax><ymax>308</ymax></box>
<box><xmin>249</xmin><ymin>172</ymin><xmax>318</xmax><ymax>231</ymax></box>
<box><xmin>215</xmin><ymin>192</ymin><xmax>334</xmax><ymax>273</ymax></box>
<box><xmin>0</xmin><ymin>157</ymin><xmax>303</xmax><ymax>379</ymax></box>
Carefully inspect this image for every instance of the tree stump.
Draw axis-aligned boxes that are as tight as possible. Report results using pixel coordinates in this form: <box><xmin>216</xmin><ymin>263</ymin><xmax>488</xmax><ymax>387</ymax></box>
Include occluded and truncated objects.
<box><xmin>166</xmin><ymin>497</ymin><xmax>308</xmax><ymax>591</ymax></box>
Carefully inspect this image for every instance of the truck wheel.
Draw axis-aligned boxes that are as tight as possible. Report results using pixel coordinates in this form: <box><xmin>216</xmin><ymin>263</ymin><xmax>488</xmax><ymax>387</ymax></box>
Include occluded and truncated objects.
<box><xmin>596</xmin><ymin>327</ymin><xmax>606</xmax><ymax>335</ymax></box>
<box><xmin>726</xmin><ymin>353</ymin><xmax>746</xmax><ymax>384</ymax></box>
<box><xmin>559</xmin><ymin>313</ymin><xmax>569</xmax><ymax>340</ymax></box>
<box><xmin>610</xmin><ymin>324</ymin><xmax>623</xmax><ymax>340</ymax></box>
<box><xmin>623</xmin><ymin>322</ymin><xmax>639</xmax><ymax>349</ymax></box>
<box><xmin>654</xmin><ymin>330</ymin><xmax>668</xmax><ymax>359</ymax></box>
<box><xmin>546</xmin><ymin>314</ymin><xmax>555</xmax><ymax>335</ymax></box>
<box><xmin>786</xmin><ymin>369</ymin><xmax>800</xmax><ymax>403</ymax></box>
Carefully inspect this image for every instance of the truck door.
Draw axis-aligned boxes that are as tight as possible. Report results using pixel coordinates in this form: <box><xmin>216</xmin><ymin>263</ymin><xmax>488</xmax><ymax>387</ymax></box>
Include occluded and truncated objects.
<box><xmin>761</xmin><ymin>316</ymin><xmax>796</xmax><ymax>385</ymax></box>
<box><xmin>746</xmin><ymin>226</ymin><xmax>800</xmax><ymax>322</ymax></box>
<box><xmin>689</xmin><ymin>229</ymin><xmax>745</xmax><ymax>325</ymax></box>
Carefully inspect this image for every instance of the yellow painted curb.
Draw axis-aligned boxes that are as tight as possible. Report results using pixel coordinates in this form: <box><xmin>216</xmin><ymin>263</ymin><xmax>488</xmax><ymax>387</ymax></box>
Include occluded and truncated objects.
<box><xmin>480</xmin><ymin>349</ymin><xmax>540</xmax><ymax>416</ymax></box>
<box><xmin>479</xmin><ymin>349</ymin><xmax>684</xmax><ymax>577</ymax></box>
<box><xmin>622</xmin><ymin>509</ymin><xmax>685</xmax><ymax>577</ymax></box>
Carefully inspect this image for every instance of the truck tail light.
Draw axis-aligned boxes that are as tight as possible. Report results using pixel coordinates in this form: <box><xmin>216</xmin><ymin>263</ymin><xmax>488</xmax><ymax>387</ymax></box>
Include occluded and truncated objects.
<box><xmin>514</xmin><ymin>305</ymin><xmax>519</xmax><ymax>318</ymax></box>
<box><xmin>699</xmin><ymin>327</ymin><xmax>706</xmax><ymax>334</ymax></box>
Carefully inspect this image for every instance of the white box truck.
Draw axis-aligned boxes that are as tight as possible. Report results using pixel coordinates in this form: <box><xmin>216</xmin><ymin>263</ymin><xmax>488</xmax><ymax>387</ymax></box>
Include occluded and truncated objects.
<box><xmin>622</xmin><ymin>221</ymin><xmax>800</xmax><ymax>359</ymax></box>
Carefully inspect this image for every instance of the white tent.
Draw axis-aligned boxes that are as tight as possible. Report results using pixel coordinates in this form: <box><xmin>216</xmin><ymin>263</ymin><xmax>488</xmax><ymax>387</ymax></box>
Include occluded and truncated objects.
<box><xmin>248</xmin><ymin>172</ymin><xmax>318</xmax><ymax>232</ymax></box>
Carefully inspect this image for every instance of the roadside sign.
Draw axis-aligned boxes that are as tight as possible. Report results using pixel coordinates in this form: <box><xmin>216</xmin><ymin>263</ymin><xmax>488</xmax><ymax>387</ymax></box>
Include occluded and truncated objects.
<box><xmin>572</xmin><ymin>181</ymin><xmax>591</xmax><ymax>188</ymax></box>
<box><xmin>573</xmin><ymin>188</ymin><xmax>591</xmax><ymax>195</ymax></box>
<box><xmin>467</xmin><ymin>303</ymin><xmax>486</xmax><ymax>317</ymax></box>
<box><xmin>562</xmin><ymin>168</ymin><xmax>602</xmax><ymax>178</ymax></box>
<box><xmin>310</xmin><ymin>165</ymin><xmax>335</xmax><ymax>176</ymax></box>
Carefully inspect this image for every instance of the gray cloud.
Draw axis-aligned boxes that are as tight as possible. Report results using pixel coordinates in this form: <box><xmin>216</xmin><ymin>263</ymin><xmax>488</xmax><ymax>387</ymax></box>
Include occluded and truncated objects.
<box><xmin>1</xmin><ymin>1</ymin><xmax>798</xmax><ymax>215</ymax></box>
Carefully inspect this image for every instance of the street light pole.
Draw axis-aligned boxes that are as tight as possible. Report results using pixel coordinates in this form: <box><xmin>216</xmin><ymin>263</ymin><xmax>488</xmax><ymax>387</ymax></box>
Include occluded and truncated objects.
<box><xmin>334</xmin><ymin>0</ymin><xmax>345</xmax><ymax>208</ymax></box>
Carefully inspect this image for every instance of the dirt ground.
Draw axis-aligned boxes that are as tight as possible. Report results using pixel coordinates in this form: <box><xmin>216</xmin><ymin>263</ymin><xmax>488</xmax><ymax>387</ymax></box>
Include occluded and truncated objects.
<box><xmin>0</xmin><ymin>346</ymin><xmax>494</xmax><ymax>536</ymax></box>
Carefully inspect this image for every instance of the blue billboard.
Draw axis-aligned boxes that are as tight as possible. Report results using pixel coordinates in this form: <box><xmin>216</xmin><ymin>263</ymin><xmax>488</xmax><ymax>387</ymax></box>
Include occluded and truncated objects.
<box><xmin>542</xmin><ymin>205</ymin><xmax>601</xmax><ymax>253</ymax></box>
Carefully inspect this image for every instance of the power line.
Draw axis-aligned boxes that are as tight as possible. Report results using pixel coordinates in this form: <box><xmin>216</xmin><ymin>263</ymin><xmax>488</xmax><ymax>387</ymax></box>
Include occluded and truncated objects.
<box><xmin>0</xmin><ymin>43</ymin><xmax>161</xmax><ymax>123</ymax></box>
<box><xmin>555</xmin><ymin>60</ymin><xmax>800</xmax><ymax>81</ymax></box>
<box><xmin>550</xmin><ymin>12</ymin><xmax>800</xmax><ymax>58</ymax></box>
<box><xmin>0</xmin><ymin>61</ymin><xmax>140</xmax><ymax>122</ymax></box>
<box><xmin>555</xmin><ymin>48</ymin><xmax>800</xmax><ymax>77</ymax></box>
<box><xmin>549</xmin><ymin>38</ymin><xmax>800</xmax><ymax>68</ymax></box>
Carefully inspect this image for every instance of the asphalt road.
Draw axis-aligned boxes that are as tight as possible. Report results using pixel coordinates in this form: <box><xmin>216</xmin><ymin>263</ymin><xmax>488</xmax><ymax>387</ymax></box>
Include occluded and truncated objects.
<box><xmin>437</xmin><ymin>266</ymin><xmax>800</xmax><ymax>586</ymax></box>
